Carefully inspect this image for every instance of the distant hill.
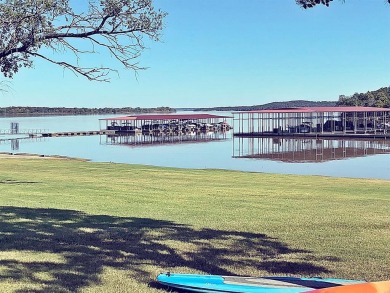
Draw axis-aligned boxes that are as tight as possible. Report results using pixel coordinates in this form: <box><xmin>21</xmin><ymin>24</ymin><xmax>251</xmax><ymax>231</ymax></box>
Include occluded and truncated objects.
<box><xmin>180</xmin><ymin>100</ymin><xmax>337</xmax><ymax>112</ymax></box>
<box><xmin>179</xmin><ymin>86</ymin><xmax>390</xmax><ymax>111</ymax></box>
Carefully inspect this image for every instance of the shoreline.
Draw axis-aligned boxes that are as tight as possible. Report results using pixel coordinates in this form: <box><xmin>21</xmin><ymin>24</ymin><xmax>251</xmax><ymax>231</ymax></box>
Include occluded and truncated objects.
<box><xmin>0</xmin><ymin>152</ymin><xmax>89</xmax><ymax>161</ymax></box>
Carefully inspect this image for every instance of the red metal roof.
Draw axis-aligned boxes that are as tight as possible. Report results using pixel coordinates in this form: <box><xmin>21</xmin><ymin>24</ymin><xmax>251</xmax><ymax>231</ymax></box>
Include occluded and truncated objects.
<box><xmin>233</xmin><ymin>106</ymin><xmax>390</xmax><ymax>114</ymax></box>
<box><xmin>100</xmin><ymin>113</ymin><xmax>231</xmax><ymax>121</ymax></box>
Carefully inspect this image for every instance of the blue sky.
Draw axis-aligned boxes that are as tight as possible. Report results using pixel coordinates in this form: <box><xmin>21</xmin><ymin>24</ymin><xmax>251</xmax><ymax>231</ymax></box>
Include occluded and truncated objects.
<box><xmin>1</xmin><ymin>0</ymin><xmax>390</xmax><ymax>108</ymax></box>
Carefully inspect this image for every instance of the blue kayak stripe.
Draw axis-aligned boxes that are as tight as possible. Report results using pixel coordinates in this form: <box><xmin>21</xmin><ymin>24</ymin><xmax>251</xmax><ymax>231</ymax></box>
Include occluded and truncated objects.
<box><xmin>156</xmin><ymin>273</ymin><xmax>365</xmax><ymax>293</ymax></box>
<box><xmin>158</xmin><ymin>280</ymin><xmax>314</xmax><ymax>293</ymax></box>
<box><xmin>158</xmin><ymin>281</ymin><xmax>240</xmax><ymax>293</ymax></box>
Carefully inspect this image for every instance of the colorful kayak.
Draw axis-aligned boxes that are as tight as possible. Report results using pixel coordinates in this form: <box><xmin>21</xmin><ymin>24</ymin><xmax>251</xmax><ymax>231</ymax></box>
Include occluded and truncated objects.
<box><xmin>156</xmin><ymin>273</ymin><xmax>366</xmax><ymax>293</ymax></box>
<box><xmin>308</xmin><ymin>280</ymin><xmax>390</xmax><ymax>293</ymax></box>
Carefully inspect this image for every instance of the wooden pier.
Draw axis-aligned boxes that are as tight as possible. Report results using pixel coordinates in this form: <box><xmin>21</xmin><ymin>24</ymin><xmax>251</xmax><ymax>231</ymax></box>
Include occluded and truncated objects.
<box><xmin>0</xmin><ymin>129</ymin><xmax>48</xmax><ymax>135</ymax></box>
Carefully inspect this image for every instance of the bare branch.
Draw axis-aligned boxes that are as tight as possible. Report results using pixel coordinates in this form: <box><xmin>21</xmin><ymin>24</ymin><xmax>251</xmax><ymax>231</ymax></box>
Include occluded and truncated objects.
<box><xmin>31</xmin><ymin>52</ymin><xmax>113</xmax><ymax>82</ymax></box>
<box><xmin>0</xmin><ymin>80</ymin><xmax>12</xmax><ymax>94</ymax></box>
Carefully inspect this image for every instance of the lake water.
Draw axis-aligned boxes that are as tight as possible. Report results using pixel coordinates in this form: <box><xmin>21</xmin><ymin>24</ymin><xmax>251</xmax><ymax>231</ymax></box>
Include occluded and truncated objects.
<box><xmin>1</xmin><ymin>113</ymin><xmax>389</xmax><ymax>180</ymax></box>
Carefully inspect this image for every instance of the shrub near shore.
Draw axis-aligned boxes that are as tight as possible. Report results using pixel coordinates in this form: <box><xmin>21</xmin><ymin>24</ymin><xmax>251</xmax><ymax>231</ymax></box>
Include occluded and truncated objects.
<box><xmin>0</xmin><ymin>157</ymin><xmax>389</xmax><ymax>292</ymax></box>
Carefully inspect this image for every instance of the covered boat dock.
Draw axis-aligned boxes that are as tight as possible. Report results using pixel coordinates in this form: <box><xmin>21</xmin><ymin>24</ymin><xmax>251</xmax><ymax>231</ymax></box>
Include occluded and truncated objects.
<box><xmin>99</xmin><ymin>113</ymin><xmax>231</xmax><ymax>135</ymax></box>
<box><xmin>233</xmin><ymin>106</ymin><xmax>390</xmax><ymax>138</ymax></box>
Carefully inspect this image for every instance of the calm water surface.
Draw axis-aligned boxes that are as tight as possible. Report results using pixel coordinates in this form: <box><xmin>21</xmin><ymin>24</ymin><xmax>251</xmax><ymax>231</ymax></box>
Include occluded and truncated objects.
<box><xmin>1</xmin><ymin>113</ymin><xmax>389</xmax><ymax>180</ymax></box>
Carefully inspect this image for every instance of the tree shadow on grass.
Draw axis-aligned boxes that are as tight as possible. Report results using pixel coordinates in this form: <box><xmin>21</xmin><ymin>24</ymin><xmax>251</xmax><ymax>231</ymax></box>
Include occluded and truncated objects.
<box><xmin>0</xmin><ymin>207</ymin><xmax>335</xmax><ymax>292</ymax></box>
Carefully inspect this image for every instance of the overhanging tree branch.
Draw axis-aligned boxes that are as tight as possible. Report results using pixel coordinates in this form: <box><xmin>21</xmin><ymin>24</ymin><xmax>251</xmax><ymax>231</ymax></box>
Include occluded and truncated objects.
<box><xmin>0</xmin><ymin>0</ymin><xmax>166</xmax><ymax>81</ymax></box>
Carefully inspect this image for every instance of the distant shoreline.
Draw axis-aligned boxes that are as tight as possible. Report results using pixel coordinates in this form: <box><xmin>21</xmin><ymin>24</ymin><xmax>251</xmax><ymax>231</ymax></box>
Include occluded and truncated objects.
<box><xmin>0</xmin><ymin>152</ymin><xmax>88</xmax><ymax>161</ymax></box>
<box><xmin>0</xmin><ymin>100</ymin><xmax>339</xmax><ymax>118</ymax></box>
<box><xmin>0</xmin><ymin>106</ymin><xmax>175</xmax><ymax>118</ymax></box>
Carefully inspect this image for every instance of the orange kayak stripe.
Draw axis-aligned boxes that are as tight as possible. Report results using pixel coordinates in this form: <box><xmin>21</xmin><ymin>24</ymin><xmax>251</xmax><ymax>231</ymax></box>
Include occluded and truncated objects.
<box><xmin>309</xmin><ymin>281</ymin><xmax>390</xmax><ymax>293</ymax></box>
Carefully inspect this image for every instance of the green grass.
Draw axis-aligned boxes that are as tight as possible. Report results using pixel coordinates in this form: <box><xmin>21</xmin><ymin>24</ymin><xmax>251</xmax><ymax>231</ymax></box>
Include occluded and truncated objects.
<box><xmin>0</xmin><ymin>157</ymin><xmax>389</xmax><ymax>292</ymax></box>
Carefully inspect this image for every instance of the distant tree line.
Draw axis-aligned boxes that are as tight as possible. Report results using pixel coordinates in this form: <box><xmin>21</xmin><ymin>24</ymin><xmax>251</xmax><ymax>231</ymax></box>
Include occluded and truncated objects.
<box><xmin>337</xmin><ymin>87</ymin><xmax>390</xmax><ymax>108</ymax></box>
<box><xmin>0</xmin><ymin>106</ymin><xmax>175</xmax><ymax>117</ymax></box>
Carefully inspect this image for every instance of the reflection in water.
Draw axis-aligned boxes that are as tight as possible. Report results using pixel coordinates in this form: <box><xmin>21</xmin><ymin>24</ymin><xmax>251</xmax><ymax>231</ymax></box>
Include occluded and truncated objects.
<box><xmin>0</xmin><ymin>136</ymin><xmax>47</xmax><ymax>152</ymax></box>
<box><xmin>101</xmin><ymin>131</ymin><xmax>230</xmax><ymax>147</ymax></box>
<box><xmin>233</xmin><ymin>137</ymin><xmax>390</xmax><ymax>163</ymax></box>
<box><xmin>11</xmin><ymin>139</ymin><xmax>19</xmax><ymax>151</ymax></box>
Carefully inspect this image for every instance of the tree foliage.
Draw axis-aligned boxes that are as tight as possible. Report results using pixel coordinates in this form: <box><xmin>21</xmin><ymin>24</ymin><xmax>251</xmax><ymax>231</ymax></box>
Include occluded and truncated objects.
<box><xmin>296</xmin><ymin>0</ymin><xmax>390</xmax><ymax>9</ymax></box>
<box><xmin>337</xmin><ymin>87</ymin><xmax>390</xmax><ymax>108</ymax></box>
<box><xmin>296</xmin><ymin>0</ymin><xmax>334</xmax><ymax>9</ymax></box>
<box><xmin>0</xmin><ymin>0</ymin><xmax>166</xmax><ymax>81</ymax></box>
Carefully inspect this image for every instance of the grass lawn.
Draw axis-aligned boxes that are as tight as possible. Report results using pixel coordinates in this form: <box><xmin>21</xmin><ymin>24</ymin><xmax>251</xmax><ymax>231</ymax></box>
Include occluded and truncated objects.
<box><xmin>0</xmin><ymin>157</ymin><xmax>389</xmax><ymax>292</ymax></box>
